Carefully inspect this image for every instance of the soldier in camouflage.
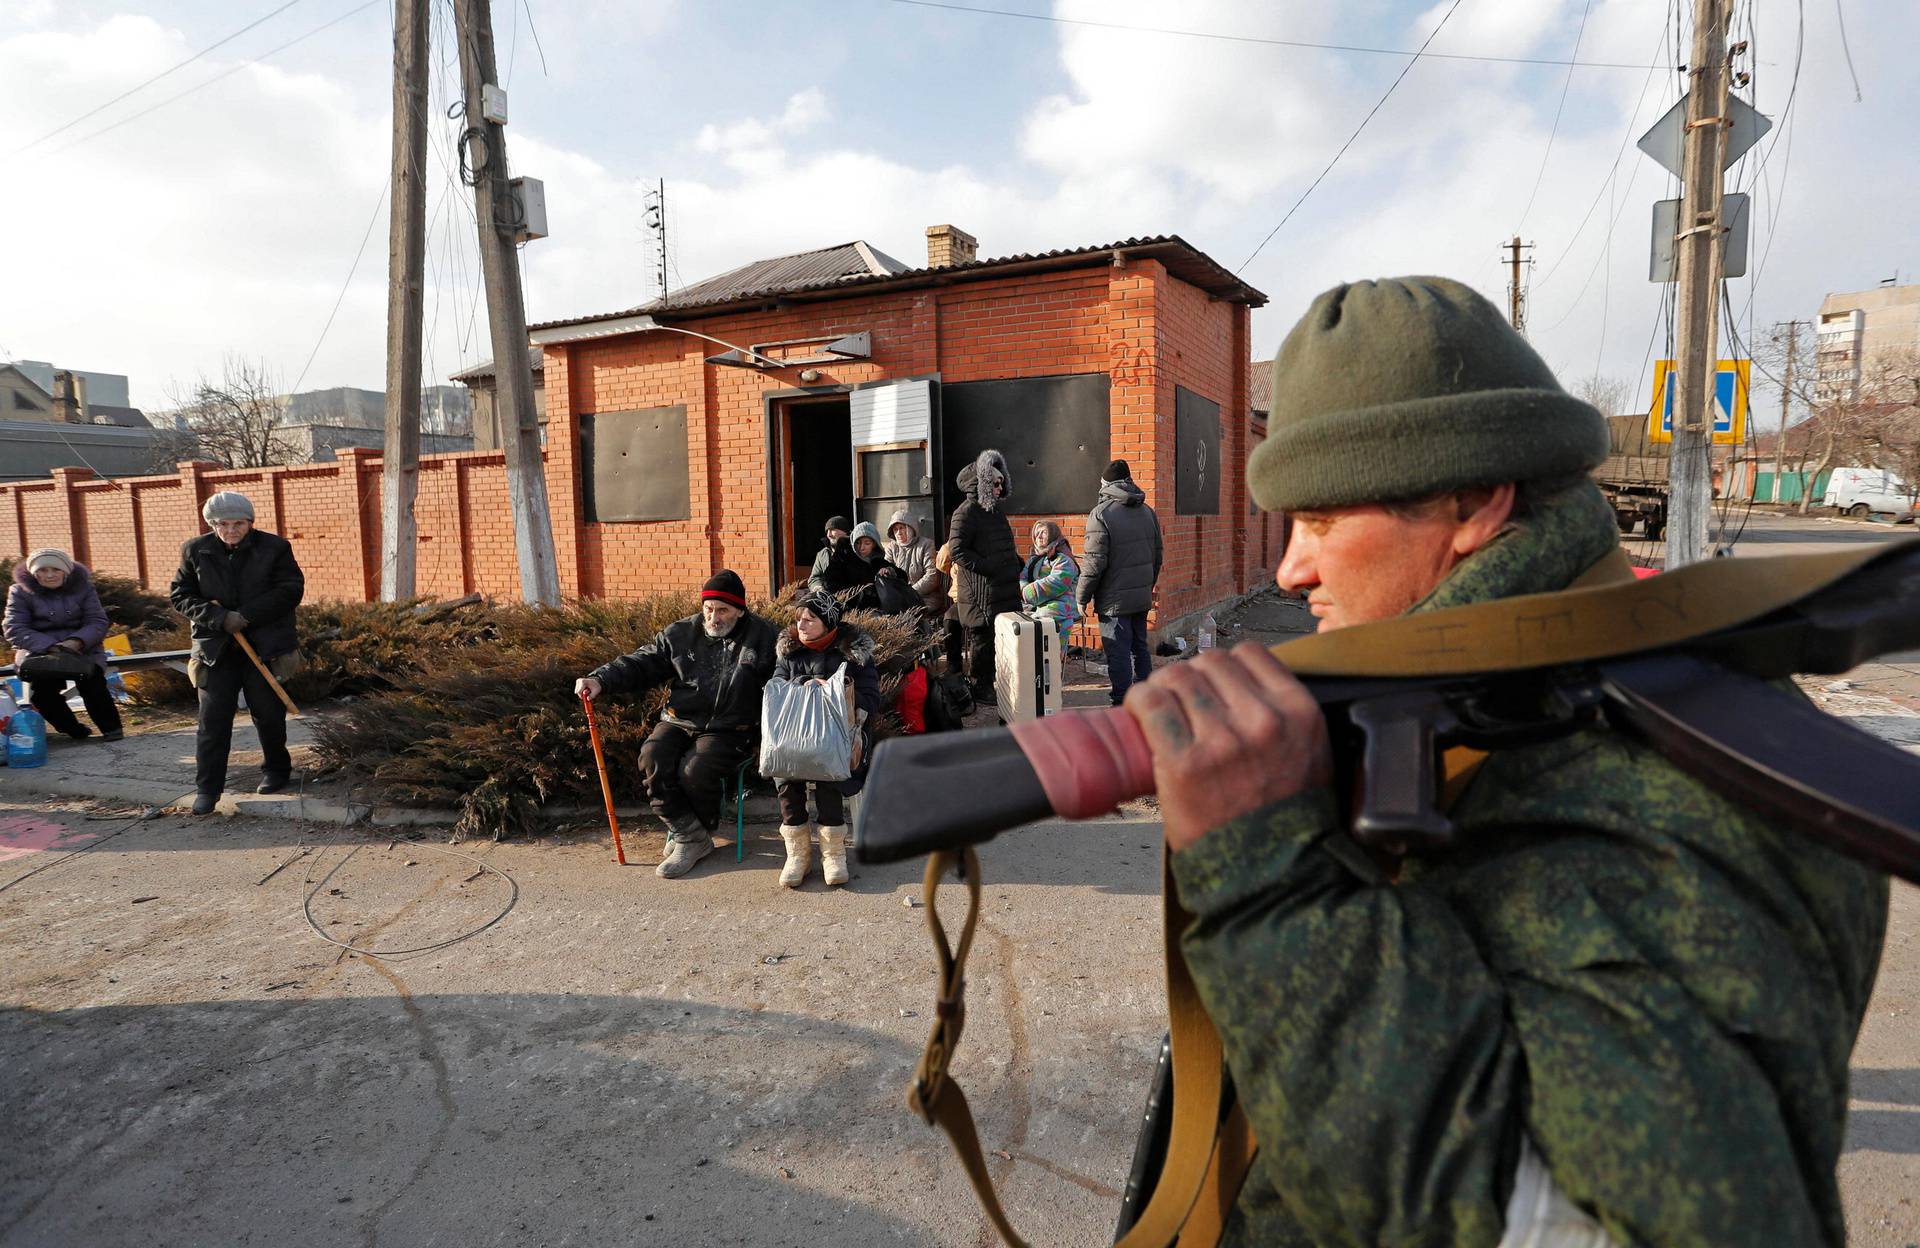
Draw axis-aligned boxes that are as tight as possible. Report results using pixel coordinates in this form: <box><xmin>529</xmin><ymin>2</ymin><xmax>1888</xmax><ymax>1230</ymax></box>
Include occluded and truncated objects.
<box><xmin>1127</xmin><ymin>277</ymin><xmax>1887</xmax><ymax>1246</ymax></box>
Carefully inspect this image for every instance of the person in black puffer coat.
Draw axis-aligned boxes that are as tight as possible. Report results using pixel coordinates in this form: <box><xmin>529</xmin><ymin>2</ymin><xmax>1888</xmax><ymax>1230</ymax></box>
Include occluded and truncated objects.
<box><xmin>947</xmin><ymin>448</ymin><xmax>1020</xmax><ymax>703</ymax></box>
<box><xmin>767</xmin><ymin>590</ymin><xmax>880</xmax><ymax>889</ymax></box>
<box><xmin>168</xmin><ymin>491</ymin><xmax>306</xmax><ymax>814</ymax></box>
<box><xmin>1077</xmin><ymin>458</ymin><xmax>1163</xmax><ymax>706</ymax></box>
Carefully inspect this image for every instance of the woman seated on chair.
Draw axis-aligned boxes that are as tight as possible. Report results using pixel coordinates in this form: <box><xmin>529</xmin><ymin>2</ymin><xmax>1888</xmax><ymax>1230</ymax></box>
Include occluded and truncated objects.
<box><xmin>769</xmin><ymin>591</ymin><xmax>879</xmax><ymax>889</ymax></box>
<box><xmin>5</xmin><ymin>548</ymin><xmax>124</xmax><ymax>742</ymax></box>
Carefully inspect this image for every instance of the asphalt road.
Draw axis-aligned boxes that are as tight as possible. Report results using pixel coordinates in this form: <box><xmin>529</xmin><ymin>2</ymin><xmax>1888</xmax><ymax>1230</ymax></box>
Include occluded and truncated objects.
<box><xmin>0</xmin><ymin>797</ymin><xmax>1170</xmax><ymax>1248</ymax></box>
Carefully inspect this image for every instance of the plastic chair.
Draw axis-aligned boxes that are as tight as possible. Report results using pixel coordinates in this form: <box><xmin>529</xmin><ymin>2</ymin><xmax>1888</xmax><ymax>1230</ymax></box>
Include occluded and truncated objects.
<box><xmin>723</xmin><ymin>753</ymin><xmax>756</xmax><ymax>861</ymax></box>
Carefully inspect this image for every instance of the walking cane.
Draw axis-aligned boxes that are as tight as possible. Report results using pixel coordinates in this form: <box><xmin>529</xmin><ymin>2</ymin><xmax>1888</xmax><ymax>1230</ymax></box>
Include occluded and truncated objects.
<box><xmin>232</xmin><ymin>632</ymin><xmax>302</xmax><ymax>719</ymax></box>
<box><xmin>580</xmin><ymin>693</ymin><xmax>628</xmax><ymax>865</ymax></box>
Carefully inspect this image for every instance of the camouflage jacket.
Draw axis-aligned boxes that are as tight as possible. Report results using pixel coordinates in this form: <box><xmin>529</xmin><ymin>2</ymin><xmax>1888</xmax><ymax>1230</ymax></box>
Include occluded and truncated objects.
<box><xmin>1171</xmin><ymin>482</ymin><xmax>1889</xmax><ymax>1247</ymax></box>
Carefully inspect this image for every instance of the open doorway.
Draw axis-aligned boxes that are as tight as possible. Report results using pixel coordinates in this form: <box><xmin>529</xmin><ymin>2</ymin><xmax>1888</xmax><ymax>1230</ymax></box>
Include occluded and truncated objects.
<box><xmin>777</xmin><ymin>396</ymin><xmax>853</xmax><ymax>587</ymax></box>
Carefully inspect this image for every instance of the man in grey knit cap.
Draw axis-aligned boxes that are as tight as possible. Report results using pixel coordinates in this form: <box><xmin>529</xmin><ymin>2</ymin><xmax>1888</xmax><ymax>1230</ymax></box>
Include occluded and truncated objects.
<box><xmin>1123</xmin><ymin>277</ymin><xmax>1884</xmax><ymax>1246</ymax></box>
<box><xmin>169</xmin><ymin>490</ymin><xmax>306</xmax><ymax>815</ymax></box>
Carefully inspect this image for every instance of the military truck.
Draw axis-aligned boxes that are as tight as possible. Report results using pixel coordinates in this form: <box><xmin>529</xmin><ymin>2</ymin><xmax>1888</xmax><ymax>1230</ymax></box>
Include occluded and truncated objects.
<box><xmin>1593</xmin><ymin>414</ymin><xmax>1669</xmax><ymax>540</ymax></box>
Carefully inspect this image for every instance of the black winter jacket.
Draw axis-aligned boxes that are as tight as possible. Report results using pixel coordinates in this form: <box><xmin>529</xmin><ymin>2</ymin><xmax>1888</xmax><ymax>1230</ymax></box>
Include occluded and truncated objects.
<box><xmin>589</xmin><ymin>611</ymin><xmax>779</xmax><ymax>734</ymax></box>
<box><xmin>1077</xmin><ymin>477</ymin><xmax>1162</xmax><ymax>616</ymax></box>
<box><xmin>771</xmin><ymin>623</ymin><xmax>882</xmax><ymax>790</ymax></box>
<box><xmin>771</xmin><ymin>624</ymin><xmax>882</xmax><ymax>721</ymax></box>
<box><xmin>948</xmin><ymin>450</ymin><xmax>1021</xmax><ymax>628</ymax></box>
<box><xmin>169</xmin><ymin>529</ymin><xmax>306</xmax><ymax>665</ymax></box>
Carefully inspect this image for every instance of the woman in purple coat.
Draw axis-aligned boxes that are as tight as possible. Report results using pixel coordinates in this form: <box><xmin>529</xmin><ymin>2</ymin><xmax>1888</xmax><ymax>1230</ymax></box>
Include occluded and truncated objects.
<box><xmin>4</xmin><ymin>548</ymin><xmax>123</xmax><ymax>740</ymax></box>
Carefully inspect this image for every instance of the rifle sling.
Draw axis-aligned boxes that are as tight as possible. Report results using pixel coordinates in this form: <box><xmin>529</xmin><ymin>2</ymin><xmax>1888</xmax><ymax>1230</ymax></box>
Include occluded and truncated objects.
<box><xmin>911</xmin><ymin>848</ymin><xmax>1250</xmax><ymax>1247</ymax></box>
<box><xmin>1272</xmin><ymin>541</ymin><xmax>1910</xmax><ymax>678</ymax></box>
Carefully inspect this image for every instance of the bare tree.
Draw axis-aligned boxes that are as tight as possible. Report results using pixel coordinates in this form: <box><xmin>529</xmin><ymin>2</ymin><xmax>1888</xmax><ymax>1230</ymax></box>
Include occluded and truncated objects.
<box><xmin>1573</xmin><ymin>374</ymin><xmax>1633</xmax><ymax>417</ymax></box>
<box><xmin>160</xmin><ymin>357</ymin><xmax>302</xmax><ymax>469</ymax></box>
<box><xmin>1792</xmin><ymin>347</ymin><xmax>1920</xmax><ymax>513</ymax></box>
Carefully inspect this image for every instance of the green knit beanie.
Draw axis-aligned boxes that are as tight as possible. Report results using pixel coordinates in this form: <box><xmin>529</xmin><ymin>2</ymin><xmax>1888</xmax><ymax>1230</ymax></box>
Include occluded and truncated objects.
<box><xmin>1247</xmin><ymin>276</ymin><xmax>1608</xmax><ymax>512</ymax></box>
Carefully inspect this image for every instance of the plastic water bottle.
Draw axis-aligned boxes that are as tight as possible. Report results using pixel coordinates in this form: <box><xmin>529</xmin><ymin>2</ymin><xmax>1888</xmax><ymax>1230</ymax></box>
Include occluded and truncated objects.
<box><xmin>7</xmin><ymin>706</ymin><xmax>48</xmax><ymax>769</ymax></box>
<box><xmin>1197</xmin><ymin>612</ymin><xmax>1217</xmax><ymax>652</ymax></box>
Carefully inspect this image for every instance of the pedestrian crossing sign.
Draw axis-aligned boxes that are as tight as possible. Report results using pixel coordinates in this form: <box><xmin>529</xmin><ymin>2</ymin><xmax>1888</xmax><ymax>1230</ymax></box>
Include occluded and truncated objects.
<box><xmin>1647</xmin><ymin>359</ymin><xmax>1749</xmax><ymax>445</ymax></box>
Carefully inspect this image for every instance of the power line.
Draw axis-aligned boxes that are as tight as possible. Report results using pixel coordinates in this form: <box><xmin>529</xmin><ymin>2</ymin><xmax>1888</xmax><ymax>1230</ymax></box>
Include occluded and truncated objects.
<box><xmin>11</xmin><ymin>0</ymin><xmax>307</xmax><ymax>156</ymax></box>
<box><xmin>1239</xmin><ymin>0</ymin><xmax>1469</xmax><ymax>273</ymax></box>
<box><xmin>1515</xmin><ymin>0</ymin><xmax>1595</xmax><ymax>235</ymax></box>
<box><xmin>38</xmin><ymin>0</ymin><xmax>384</xmax><ymax>160</ymax></box>
<box><xmin>1830</xmin><ymin>0</ymin><xmax>1862</xmax><ymax>101</ymax></box>
<box><xmin>289</xmin><ymin>178</ymin><xmax>391</xmax><ymax>397</ymax></box>
<box><xmin>1534</xmin><ymin>23</ymin><xmax>1672</xmax><ymax>292</ymax></box>
<box><xmin>888</xmin><ymin>0</ymin><xmax>1660</xmax><ymax>69</ymax></box>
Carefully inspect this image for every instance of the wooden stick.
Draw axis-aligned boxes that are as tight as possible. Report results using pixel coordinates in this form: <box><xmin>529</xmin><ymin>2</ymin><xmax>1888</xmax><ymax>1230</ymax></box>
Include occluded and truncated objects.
<box><xmin>580</xmin><ymin>693</ymin><xmax>628</xmax><ymax>865</ymax></box>
<box><xmin>232</xmin><ymin>632</ymin><xmax>302</xmax><ymax>719</ymax></box>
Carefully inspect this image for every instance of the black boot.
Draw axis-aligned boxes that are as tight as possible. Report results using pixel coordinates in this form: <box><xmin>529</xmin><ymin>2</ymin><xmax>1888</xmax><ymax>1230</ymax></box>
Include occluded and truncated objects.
<box><xmin>190</xmin><ymin>791</ymin><xmax>220</xmax><ymax>816</ymax></box>
<box><xmin>257</xmin><ymin>773</ymin><xmax>291</xmax><ymax>795</ymax></box>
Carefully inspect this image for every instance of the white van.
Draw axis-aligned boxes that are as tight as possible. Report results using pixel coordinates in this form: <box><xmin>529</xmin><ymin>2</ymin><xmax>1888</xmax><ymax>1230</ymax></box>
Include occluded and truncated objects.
<box><xmin>1825</xmin><ymin>466</ymin><xmax>1913</xmax><ymax>518</ymax></box>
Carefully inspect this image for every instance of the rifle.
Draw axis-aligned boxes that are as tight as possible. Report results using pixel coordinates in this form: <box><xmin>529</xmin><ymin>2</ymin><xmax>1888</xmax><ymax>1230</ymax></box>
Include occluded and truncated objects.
<box><xmin>857</xmin><ymin>541</ymin><xmax>1920</xmax><ymax>882</ymax></box>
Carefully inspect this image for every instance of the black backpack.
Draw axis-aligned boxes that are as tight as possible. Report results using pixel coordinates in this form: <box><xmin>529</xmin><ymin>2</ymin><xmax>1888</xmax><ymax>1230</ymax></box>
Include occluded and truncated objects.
<box><xmin>923</xmin><ymin>669</ymin><xmax>974</xmax><ymax>733</ymax></box>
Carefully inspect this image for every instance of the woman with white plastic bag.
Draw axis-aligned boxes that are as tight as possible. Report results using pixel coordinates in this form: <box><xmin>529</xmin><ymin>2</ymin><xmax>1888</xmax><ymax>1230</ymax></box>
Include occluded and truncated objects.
<box><xmin>761</xmin><ymin>591</ymin><xmax>880</xmax><ymax>888</ymax></box>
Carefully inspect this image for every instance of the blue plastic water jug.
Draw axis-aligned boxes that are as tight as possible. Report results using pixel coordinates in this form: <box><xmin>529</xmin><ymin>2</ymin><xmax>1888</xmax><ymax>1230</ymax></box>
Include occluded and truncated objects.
<box><xmin>7</xmin><ymin>705</ymin><xmax>48</xmax><ymax>768</ymax></box>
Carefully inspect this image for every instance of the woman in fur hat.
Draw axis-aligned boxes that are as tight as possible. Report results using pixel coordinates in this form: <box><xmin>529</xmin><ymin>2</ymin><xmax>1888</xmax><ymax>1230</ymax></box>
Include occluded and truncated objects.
<box><xmin>5</xmin><ymin>548</ymin><xmax>123</xmax><ymax>740</ymax></box>
<box><xmin>768</xmin><ymin>591</ymin><xmax>880</xmax><ymax>888</ymax></box>
<box><xmin>945</xmin><ymin>449</ymin><xmax>1021</xmax><ymax>704</ymax></box>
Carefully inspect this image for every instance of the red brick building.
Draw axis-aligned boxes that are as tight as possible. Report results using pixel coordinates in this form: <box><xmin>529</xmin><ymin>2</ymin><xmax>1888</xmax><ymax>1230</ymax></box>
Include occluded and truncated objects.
<box><xmin>3</xmin><ymin>227</ymin><xmax>1280</xmax><ymax>637</ymax></box>
<box><xmin>531</xmin><ymin>225</ymin><xmax>1272</xmax><ymax>634</ymax></box>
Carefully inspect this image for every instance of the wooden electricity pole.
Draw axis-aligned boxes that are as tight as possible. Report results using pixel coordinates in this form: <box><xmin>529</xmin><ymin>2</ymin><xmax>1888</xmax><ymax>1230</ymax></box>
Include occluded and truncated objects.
<box><xmin>451</xmin><ymin>0</ymin><xmax>562</xmax><ymax>606</ymax></box>
<box><xmin>1665</xmin><ymin>0</ymin><xmax>1733</xmax><ymax>568</ymax></box>
<box><xmin>1504</xmin><ymin>237</ymin><xmax>1532</xmax><ymax>334</ymax></box>
<box><xmin>1770</xmin><ymin>319</ymin><xmax>1802</xmax><ymax>501</ymax></box>
<box><xmin>380</xmin><ymin>0</ymin><xmax>429</xmax><ymax>602</ymax></box>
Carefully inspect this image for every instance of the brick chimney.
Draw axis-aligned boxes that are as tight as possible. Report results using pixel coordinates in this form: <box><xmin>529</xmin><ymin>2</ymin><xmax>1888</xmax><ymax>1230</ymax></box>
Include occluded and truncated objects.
<box><xmin>925</xmin><ymin>224</ymin><xmax>978</xmax><ymax>269</ymax></box>
<box><xmin>51</xmin><ymin>370</ymin><xmax>81</xmax><ymax>423</ymax></box>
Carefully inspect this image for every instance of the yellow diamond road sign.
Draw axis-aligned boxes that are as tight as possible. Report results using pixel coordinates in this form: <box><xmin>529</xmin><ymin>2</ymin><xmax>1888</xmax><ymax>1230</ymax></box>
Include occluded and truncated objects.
<box><xmin>1647</xmin><ymin>359</ymin><xmax>1749</xmax><ymax>445</ymax></box>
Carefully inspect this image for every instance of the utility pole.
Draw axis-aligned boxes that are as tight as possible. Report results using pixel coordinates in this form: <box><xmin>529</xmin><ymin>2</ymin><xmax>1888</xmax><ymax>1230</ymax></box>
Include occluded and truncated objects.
<box><xmin>1770</xmin><ymin>319</ymin><xmax>1803</xmax><ymax>501</ymax></box>
<box><xmin>380</xmin><ymin>0</ymin><xmax>429</xmax><ymax>602</ymax></box>
<box><xmin>1665</xmin><ymin>0</ymin><xmax>1733</xmax><ymax>568</ymax></box>
<box><xmin>451</xmin><ymin>0</ymin><xmax>561</xmax><ymax>605</ymax></box>
<box><xmin>1504</xmin><ymin>237</ymin><xmax>1533</xmax><ymax>334</ymax></box>
<box><xmin>645</xmin><ymin>179</ymin><xmax>669</xmax><ymax>300</ymax></box>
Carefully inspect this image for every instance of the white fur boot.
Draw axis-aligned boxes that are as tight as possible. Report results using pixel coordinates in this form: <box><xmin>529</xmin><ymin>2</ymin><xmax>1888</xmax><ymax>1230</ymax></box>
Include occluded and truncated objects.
<box><xmin>818</xmin><ymin>825</ymin><xmax>851</xmax><ymax>887</ymax></box>
<box><xmin>778</xmin><ymin>823</ymin><xmax>813</xmax><ymax>888</ymax></box>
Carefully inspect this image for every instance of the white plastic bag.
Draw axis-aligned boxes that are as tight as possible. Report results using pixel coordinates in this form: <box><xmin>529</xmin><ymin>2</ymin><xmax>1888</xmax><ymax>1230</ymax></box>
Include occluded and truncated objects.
<box><xmin>758</xmin><ymin>668</ymin><xmax>853</xmax><ymax>782</ymax></box>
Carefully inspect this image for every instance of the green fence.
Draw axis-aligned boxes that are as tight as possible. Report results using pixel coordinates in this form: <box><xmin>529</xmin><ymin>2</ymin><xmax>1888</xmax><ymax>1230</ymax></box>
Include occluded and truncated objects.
<box><xmin>1753</xmin><ymin>470</ymin><xmax>1830</xmax><ymax>504</ymax></box>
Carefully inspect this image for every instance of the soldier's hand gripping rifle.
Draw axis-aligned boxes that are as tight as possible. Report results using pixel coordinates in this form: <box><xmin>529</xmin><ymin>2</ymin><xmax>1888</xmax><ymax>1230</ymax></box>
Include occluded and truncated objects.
<box><xmin>858</xmin><ymin>541</ymin><xmax>1920</xmax><ymax>882</ymax></box>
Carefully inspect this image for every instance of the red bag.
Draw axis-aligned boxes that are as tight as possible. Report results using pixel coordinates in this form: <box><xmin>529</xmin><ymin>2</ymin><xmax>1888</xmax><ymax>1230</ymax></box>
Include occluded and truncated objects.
<box><xmin>897</xmin><ymin>666</ymin><xmax>929</xmax><ymax>734</ymax></box>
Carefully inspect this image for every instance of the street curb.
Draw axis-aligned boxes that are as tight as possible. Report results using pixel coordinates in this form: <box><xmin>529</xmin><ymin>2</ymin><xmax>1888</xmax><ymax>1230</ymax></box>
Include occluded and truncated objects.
<box><xmin>0</xmin><ymin>767</ymin><xmax>458</xmax><ymax>828</ymax></box>
<box><xmin>0</xmin><ymin>769</ymin><xmax>773</xmax><ymax>833</ymax></box>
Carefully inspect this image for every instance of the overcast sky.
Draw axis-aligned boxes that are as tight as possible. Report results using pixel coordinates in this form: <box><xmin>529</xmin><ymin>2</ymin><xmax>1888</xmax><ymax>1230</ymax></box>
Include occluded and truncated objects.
<box><xmin>3</xmin><ymin>0</ymin><xmax>1915</xmax><ymax>417</ymax></box>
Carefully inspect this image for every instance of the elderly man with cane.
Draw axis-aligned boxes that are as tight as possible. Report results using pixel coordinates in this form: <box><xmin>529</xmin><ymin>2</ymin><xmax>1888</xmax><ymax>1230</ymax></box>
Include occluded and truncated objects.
<box><xmin>170</xmin><ymin>491</ymin><xmax>306</xmax><ymax>816</ymax></box>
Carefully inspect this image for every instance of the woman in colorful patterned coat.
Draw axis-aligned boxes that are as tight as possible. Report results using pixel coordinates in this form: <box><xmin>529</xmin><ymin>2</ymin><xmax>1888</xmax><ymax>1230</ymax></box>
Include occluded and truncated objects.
<box><xmin>1018</xmin><ymin>519</ymin><xmax>1079</xmax><ymax>636</ymax></box>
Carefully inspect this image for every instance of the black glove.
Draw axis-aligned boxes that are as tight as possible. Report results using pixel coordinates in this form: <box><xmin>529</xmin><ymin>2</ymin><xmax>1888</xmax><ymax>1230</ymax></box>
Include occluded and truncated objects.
<box><xmin>222</xmin><ymin>612</ymin><xmax>250</xmax><ymax>634</ymax></box>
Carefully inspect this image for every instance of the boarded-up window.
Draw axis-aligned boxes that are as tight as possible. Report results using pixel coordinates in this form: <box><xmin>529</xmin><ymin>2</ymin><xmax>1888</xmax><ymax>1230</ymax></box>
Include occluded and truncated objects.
<box><xmin>583</xmin><ymin>406</ymin><xmax>690</xmax><ymax>522</ymax></box>
<box><xmin>1174</xmin><ymin>386</ymin><xmax>1220</xmax><ymax>515</ymax></box>
<box><xmin>942</xmin><ymin>374</ymin><xmax>1109</xmax><ymax>517</ymax></box>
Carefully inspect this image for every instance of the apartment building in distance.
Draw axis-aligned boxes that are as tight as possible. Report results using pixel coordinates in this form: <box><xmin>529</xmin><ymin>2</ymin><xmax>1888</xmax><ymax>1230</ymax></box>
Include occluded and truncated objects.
<box><xmin>1815</xmin><ymin>281</ymin><xmax>1920</xmax><ymax>404</ymax></box>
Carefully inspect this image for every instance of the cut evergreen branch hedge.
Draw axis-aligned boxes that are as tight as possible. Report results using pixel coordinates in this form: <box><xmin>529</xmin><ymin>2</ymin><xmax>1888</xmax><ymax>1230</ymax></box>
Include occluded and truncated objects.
<box><xmin>303</xmin><ymin>589</ymin><xmax>937</xmax><ymax>840</ymax></box>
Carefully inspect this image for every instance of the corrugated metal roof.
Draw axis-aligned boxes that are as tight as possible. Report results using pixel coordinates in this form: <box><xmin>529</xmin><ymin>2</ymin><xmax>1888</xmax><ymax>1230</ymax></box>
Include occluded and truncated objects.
<box><xmin>529</xmin><ymin>234</ymin><xmax>1265</xmax><ymax>334</ymax></box>
<box><xmin>1249</xmin><ymin>357</ymin><xmax>1273</xmax><ymax>413</ymax></box>
<box><xmin>639</xmin><ymin>240</ymin><xmax>908</xmax><ymax>314</ymax></box>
